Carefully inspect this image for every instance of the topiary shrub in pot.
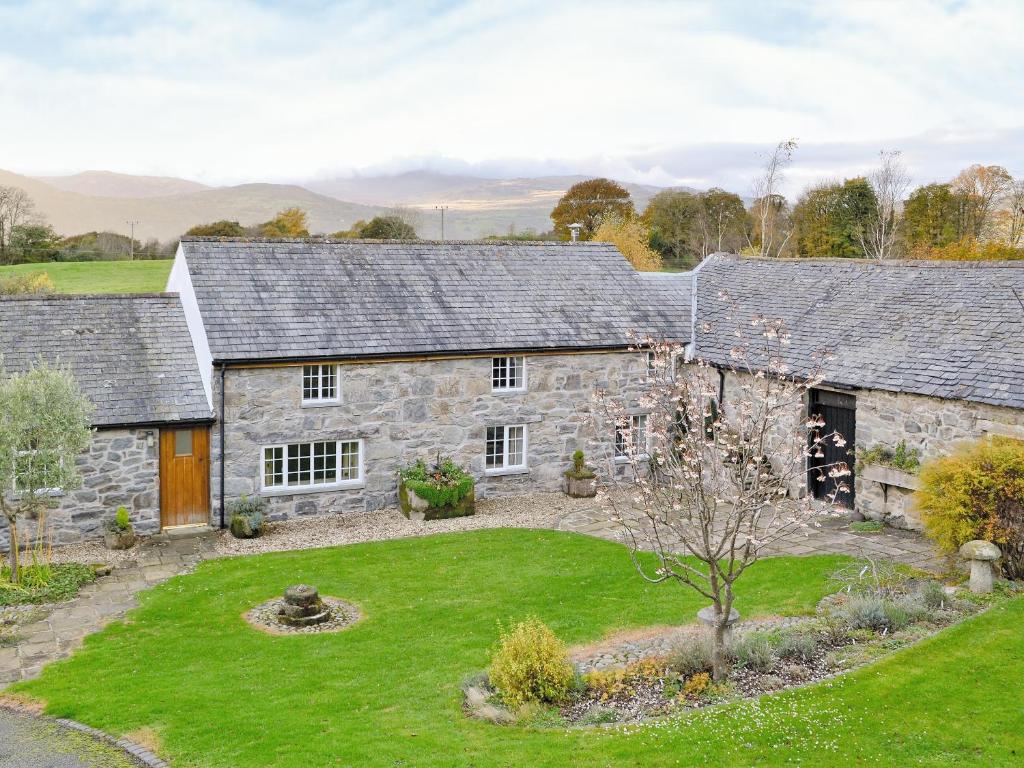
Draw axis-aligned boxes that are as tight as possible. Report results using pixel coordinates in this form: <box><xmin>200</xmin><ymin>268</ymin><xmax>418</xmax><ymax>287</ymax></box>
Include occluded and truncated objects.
<box><xmin>228</xmin><ymin>495</ymin><xmax>266</xmax><ymax>539</ymax></box>
<box><xmin>103</xmin><ymin>506</ymin><xmax>136</xmax><ymax>550</ymax></box>
<box><xmin>564</xmin><ymin>450</ymin><xmax>597</xmax><ymax>498</ymax></box>
<box><xmin>398</xmin><ymin>457</ymin><xmax>475</xmax><ymax>520</ymax></box>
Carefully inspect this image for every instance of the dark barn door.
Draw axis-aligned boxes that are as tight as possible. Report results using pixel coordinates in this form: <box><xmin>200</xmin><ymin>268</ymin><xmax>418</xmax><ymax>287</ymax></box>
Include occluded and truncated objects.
<box><xmin>808</xmin><ymin>389</ymin><xmax>856</xmax><ymax>507</ymax></box>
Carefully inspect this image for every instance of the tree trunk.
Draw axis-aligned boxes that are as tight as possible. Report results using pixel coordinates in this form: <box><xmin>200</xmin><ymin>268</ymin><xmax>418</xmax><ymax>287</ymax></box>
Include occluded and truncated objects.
<box><xmin>711</xmin><ymin>619</ymin><xmax>728</xmax><ymax>681</ymax></box>
<box><xmin>5</xmin><ymin>514</ymin><xmax>19</xmax><ymax>584</ymax></box>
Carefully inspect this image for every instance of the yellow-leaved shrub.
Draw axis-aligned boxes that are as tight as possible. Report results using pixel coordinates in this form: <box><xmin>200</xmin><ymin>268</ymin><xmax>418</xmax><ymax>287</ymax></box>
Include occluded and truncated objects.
<box><xmin>915</xmin><ymin>436</ymin><xmax>1024</xmax><ymax>579</ymax></box>
<box><xmin>488</xmin><ymin>617</ymin><xmax>573</xmax><ymax>709</ymax></box>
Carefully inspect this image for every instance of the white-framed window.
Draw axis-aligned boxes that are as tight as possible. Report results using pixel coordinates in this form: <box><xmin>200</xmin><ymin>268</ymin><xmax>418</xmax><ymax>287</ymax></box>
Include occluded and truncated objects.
<box><xmin>302</xmin><ymin>364</ymin><xmax>340</xmax><ymax>404</ymax></box>
<box><xmin>491</xmin><ymin>356</ymin><xmax>526</xmax><ymax>392</ymax></box>
<box><xmin>614</xmin><ymin>414</ymin><xmax>649</xmax><ymax>460</ymax></box>
<box><xmin>485</xmin><ymin>424</ymin><xmax>527</xmax><ymax>473</ymax></box>
<box><xmin>645</xmin><ymin>349</ymin><xmax>678</xmax><ymax>382</ymax></box>
<box><xmin>11</xmin><ymin>448</ymin><xmax>64</xmax><ymax>496</ymax></box>
<box><xmin>261</xmin><ymin>439</ymin><xmax>362</xmax><ymax>491</ymax></box>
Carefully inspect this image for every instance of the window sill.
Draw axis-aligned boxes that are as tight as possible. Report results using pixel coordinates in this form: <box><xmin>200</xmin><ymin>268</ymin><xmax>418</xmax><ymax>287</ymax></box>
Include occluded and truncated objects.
<box><xmin>300</xmin><ymin>399</ymin><xmax>343</xmax><ymax>408</ymax></box>
<box><xmin>484</xmin><ymin>467</ymin><xmax>530</xmax><ymax>478</ymax></box>
<box><xmin>614</xmin><ymin>454</ymin><xmax>650</xmax><ymax>465</ymax></box>
<box><xmin>491</xmin><ymin>388</ymin><xmax>527</xmax><ymax>395</ymax></box>
<box><xmin>259</xmin><ymin>481</ymin><xmax>365</xmax><ymax>497</ymax></box>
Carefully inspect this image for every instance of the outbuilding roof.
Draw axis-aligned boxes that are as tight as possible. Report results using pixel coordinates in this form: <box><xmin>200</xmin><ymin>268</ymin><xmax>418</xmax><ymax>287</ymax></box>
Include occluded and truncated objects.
<box><xmin>0</xmin><ymin>294</ymin><xmax>213</xmax><ymax>427</ymax></box>
<box><xmin>692</xmin><ymin>254</ymin><xmax>1024</xmax><ymax>410</ymax></box>
<box><xmin>179</xmin><ymin>238</ymin><xmax>693</xmax><ymax>362</ymax></box>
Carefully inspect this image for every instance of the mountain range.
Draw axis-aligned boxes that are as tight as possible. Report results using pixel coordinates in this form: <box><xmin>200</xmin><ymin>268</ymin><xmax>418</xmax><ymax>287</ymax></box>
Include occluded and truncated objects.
<box><xmin>0</xmin><ymin>169</ymin><xmax>683</xmax><ymax>242</ymax></box>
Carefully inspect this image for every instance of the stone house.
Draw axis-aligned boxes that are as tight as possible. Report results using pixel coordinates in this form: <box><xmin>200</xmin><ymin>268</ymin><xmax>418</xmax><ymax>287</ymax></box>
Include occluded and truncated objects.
<box><xmin>685</xmin><ymin>254</ymin><xmax>1024</xmax><ymax>529</ymax></box>
<box><xmin>164</xmin><ymin>238</ymin><xmax>692</xmax><ymax>527</ymax></box>
<box><xmin>0</xmin><ymin>294</ymin><xmax>212</xmax><ymax>548</ymax></box>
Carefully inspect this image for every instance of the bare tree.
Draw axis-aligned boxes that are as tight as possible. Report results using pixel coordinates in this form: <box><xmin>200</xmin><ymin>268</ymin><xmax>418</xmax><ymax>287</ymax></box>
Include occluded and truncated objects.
<box><xmin>1003</xmin><ymin>178</ymin><xmax>1024</xmax><ymax>247</ymax></box>
<box><xmin>748</xmin><ymin>140</ymin><xmax>797</xmax><ymax>258</ymax></box>
<box><xmin>593</xmin><ymin>320</ymin><xmax>847</xmax><ymax>680</ymax></box>
<box><xmin>0</xmin><ymin>186</ymin><xmax>37</xmax><ymax>264</ymax></box>
<box><xmin>860</xmin><ymin>151</ymin><xmax>911</xmax><ymax>260</ymax></box>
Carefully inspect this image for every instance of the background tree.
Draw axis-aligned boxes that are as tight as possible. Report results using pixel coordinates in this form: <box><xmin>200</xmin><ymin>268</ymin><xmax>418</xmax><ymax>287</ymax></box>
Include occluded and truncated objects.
<box><xmin>791</xmin><ymin>177</ymin><xmax>877</xmax><ymax>259</ymax></box>
<box><xmin>997</xmin><ymin>178</ymin><xmax>1024</xmax><ymax>247</ymax></box>
<box><xmin>698</xmin><ymin>188</ymin><xmax>747</xmax><ymax>257</ymax></box>
<box><xmin>0</xmin><ymin>362</ymin><xmax>93</xmax><ymax>583</ymax></box>
<box><xmin>595</xmin><ymin>322</ymin><xmax>847</xmax><ymax>680</ymax></box>
<box><xmin>0</xmin><ymin>187</ymin><xmax>39</xmax><ymax>265</ymax></box>
<box><xmin>330</xmin><ymin>220</ymin><xmax>369</xmax><ymax>238</ymax></box>
<box><xmin>591</xmin><ymin>213</ymin><xmax>662</xmax><ymax>271</ymax></box>
<box><xmin>860</xmin><ymin>151</ymin><xmax>911</xmax><ymax>260</ymax></box>
<box><xmin>902</xmin><ymin>183</ymin><xmax>963</xmax><ymax>250</ymax></box>
<box><xmin>259</xmin><ymin>207</ymin><xmax>310</xmax><ymax>238</ymax></box>
<box><xmin>642</xmin><ymin>190</ymin><xmax>701</xmax><ymax>267</ymax></box>
<box><xmin>186</xmin><ymin>220</ymin><xmax>246</xmax><ymax>237</ymax></box>
<box><xmin>7</xmin><ymin>223</ymin><xmax>61</xmax><ymax>264</ymax></box>
<box><xmin>950</xmin><ymin>164</ymin><xmax>1013</xmax><ymax>239</ymax></box>
<box><xmin>550</xmin><ymin>178</ymin><xmax>634</xmax><ymax>241</ymax></box>
<box><xmin>748</xmin><ymin>140</ymin><xmax>797</xmax><ymax>257</ymax></box>
<box><xmin>357</xmin><ymin>215</ymin><xmax>418</xmax><ymax>239</ymax></box>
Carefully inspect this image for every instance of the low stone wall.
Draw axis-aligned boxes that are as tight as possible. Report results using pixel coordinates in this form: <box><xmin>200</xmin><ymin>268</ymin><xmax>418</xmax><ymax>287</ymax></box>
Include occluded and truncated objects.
<box><xmin>855</xmin><ymin>390</ymin><xmax>1024</xmax><ymax>529</ymax></box>
<box><xmin>0</xmin><ymin>427</ymin><xmax>160</xmax><ymax>552</ymax></box>
<box><xmin>211</xmin><ymin>351</ymin><xmax>649</xmax><ymax>523</ymax></box>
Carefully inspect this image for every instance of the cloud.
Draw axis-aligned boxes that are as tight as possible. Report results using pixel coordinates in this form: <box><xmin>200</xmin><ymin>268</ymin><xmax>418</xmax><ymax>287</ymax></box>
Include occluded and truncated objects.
<box><xmin>0</xmin><ymin>0</ymin><xmax>1021</xmax><ymax>192</ymax></box>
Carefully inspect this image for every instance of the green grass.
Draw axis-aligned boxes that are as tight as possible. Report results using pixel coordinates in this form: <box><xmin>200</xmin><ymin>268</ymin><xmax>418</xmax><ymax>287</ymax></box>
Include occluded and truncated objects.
<box><xmin>0</xmin><ymin>260</ymin><xmax>172</xmax><ymax>293</ymax></box>
<box><xmin>850</xmin><ymin>520</ymin><xmax>885</xmax><ymax>533</ymax></box>
<box><xmin>12</xmin><ymin>530</ymin><xmax>1024</xmax><ymax>766</ymax></box>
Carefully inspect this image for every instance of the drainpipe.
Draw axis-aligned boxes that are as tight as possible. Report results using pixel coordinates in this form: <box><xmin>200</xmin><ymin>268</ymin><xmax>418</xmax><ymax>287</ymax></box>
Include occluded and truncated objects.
<box><xmin>219</xmin><ymin>363</ymin><xmax>227</xmax><ymax>530</ymax></box>
<box><xmin>718</xmin><ymin>368</ymin><xmax>726</xmax><ymax>406</ymax></box>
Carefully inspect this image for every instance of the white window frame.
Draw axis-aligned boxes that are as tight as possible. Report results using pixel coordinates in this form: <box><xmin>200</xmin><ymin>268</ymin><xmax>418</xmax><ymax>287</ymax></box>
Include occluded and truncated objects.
<box><xmin>485</xmin><ymin>424</ymin><xmax>528</xmax><ymax>475</ymax></box>
<box><xmin>260</xmin><ymin>439</ymin><xmax>363</xmax><ymax>493</ymax></box>
<box><xmin>301</xmin><ymin>364</ymin><xmax>341</xmax><ymax>406</ymax></box>
<box><xmin>614</xmin><ymin>414</ymin><xmax>650</xmax><ymax>462</ymax></box>
<box><xmin>491</xmin><ymin>356</ymin><xmax>526</xmax><ymax>392</ymax></box>
<box><xmin>11</xmin><ymin>449</ymin><xmax>64</xmax><ymax>497</ymax></box>
<box><xmin>645</xmin><ymin>349</ymin><xmax>679</xmax><ymax>382</ymax></box>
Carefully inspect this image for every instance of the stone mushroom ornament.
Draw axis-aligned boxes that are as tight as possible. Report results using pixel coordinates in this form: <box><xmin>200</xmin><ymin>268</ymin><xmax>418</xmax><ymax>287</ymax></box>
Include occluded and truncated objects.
<box><xmin>958</xmin><ymin>540</ymin><xmax>1001</xmax><ymax>594</ymax></box>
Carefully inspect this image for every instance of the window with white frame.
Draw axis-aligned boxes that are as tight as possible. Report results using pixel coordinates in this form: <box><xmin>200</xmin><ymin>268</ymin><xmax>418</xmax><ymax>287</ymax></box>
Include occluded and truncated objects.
<box><xmin>614</xmin><ymin>414</ymin><xmax>649</xmax><ymax>459</ymax></box>
<box><xmin>262</xmin><ymin>440</ymin><xmax>362</xmax><ymax>491</ymax></box>
<box><xmin>485</xmin><ymin>424</ymin><xmax>527</xmax><ymax>472</ymax></box>
<box><xmin>302</xmin><ymin>364</ymin><xmax>339</xmax><ymax>404</ymax></box>
<box><xmin>491</xmin><ymin>356</ymin><xmax>525</xmax><ymax>391</ymax></box>
<box><xmin>12</xmin><ymin>448</ymin><xmax>63</xmax><ymax>495</ymax></box>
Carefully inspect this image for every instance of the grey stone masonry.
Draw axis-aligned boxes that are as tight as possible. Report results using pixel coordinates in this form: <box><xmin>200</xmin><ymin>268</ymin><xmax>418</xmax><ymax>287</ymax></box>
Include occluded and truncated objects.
<box><xmin>0</xmin><ymin>428</ymin><xmax>160</xmax><ymax>552</ymax></box>
<box><xmin>211</xmin><ymin>351</ymin><xmax>650</xmax><ymax>522</ymax></box>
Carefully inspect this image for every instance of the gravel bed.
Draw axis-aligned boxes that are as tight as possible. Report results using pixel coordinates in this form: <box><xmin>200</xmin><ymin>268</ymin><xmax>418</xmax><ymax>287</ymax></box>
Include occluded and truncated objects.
<box><xmin>214</xmin><ymin>493</ymin><xmax>595</xmax><ymax>557</ymax></box>
<box><xmin>244</xmin><ymin>596</ymin><xmax>361</xmax><ymax>635</ymax></box>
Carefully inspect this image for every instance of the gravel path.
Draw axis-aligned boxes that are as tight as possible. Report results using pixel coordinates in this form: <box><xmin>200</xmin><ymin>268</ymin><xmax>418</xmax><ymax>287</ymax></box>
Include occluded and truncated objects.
<box><xmin>0</xmin><ymin>708</ymin><xmax>144</xmax><ymax>768</ymax></box>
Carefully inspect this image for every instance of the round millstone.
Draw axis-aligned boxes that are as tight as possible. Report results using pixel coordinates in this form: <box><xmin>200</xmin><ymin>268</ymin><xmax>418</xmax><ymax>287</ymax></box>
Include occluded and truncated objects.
<box><xmin>284</xmin><ymin>584</ymin><xmax>320</xmax><ymax>607</ymax></box>
<box><xmin>244</xmin><ymin>595</ymin><xmax>361</xmax><ymax>636</ymax></box>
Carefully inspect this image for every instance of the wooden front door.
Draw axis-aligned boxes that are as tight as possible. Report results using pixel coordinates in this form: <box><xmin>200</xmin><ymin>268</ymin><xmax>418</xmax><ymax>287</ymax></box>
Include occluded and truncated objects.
<box><xmin>808</xmin><ymin>389</ymin><xmax>856</xmax><ymax>508</ymax></box>
<box><xmin>160</xmin><ymin>426</ymin><xmax>210</xmax><ymax>528</ymax></box>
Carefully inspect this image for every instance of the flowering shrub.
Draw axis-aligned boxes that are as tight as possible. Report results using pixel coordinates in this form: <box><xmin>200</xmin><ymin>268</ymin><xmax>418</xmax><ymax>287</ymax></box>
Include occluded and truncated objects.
<box><xmin>488</xmin><ymin>617</ymin><xmax>574</xmax><ymax>709</ymax></box>
<box><xmin>399</xmin><ymin>457</ymin><xmax>474</xmax><ymax>508</ymax></box>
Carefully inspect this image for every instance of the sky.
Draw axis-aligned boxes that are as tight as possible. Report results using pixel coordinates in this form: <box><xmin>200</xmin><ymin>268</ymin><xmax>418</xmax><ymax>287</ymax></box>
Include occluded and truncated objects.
<box><xmin>2</xmin><ymin>0</ymin><xmax>1022</xmax><ymax>195</ymax></box>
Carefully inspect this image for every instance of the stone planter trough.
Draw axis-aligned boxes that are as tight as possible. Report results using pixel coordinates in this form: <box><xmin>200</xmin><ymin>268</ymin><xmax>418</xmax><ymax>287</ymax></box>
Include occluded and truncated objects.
<box><xmin>564</xmin><ymin>474</ymin><xmax>597</xmax><ymax>498</ymax></box>
<box><xmin>398</xmin><ymin>479</ymin><xmax>475</xmax><ymax>521</ymax></box>
<box><xmin>860</xmin><ymin>464</ymin><xmax>921</xmax><ymax>491</ymax></box>
<box><xmin>103</xmin><ymin>529</ymin><xmax>136</xmax><ymax>550</ymax></box>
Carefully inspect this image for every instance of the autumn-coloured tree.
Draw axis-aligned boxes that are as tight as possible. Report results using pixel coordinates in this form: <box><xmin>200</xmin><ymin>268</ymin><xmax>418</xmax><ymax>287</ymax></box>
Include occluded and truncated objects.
<box><xmin>792</xmin><ymin>177</ymin><xmax>877</xmax><ymax>259</ymax></box>
<box><xmin>748</xmin><ymin>140</ymin><xmax>797</xmax><ymax>258</ymax></box>
<box><xmin>259</xmin><ymin>208</ymin><xmax>310</xmax><ymax>238</ymax></box>
<box><xmin>186</xmin><ymin>220</ymin><xmax>246</xmax><ymax>237</ymax></box>
<box><xmin>997</xmin><ymin>178</ymin><xmax>1024</xmax><ymax>247</ymax></box>
<box><xmin>595</xmin><ymin>321</ymin><xmax>847</xmax><ymax>680</ymax></box>
<box><xmin>950</xmin><ymin>164</ymin><xmax>1013</xmax><ymax>239</ymax></box>
<box><xmin>861</xmin><ymin>151</ymin><xmax>911</xmax><ymax>260</ymax></box>
<box><xmin>592</xmin><ymin>214</ymin><xmax>662</xmax><ymax>271</ymax></box>
<box><xmin>550</xmin><ymin>178</ymin><xmax>634</xmax><ymax>240</ymax></box>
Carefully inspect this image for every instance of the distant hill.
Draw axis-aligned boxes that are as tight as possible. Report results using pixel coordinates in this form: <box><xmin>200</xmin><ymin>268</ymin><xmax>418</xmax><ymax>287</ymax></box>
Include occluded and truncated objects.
<box><xmin>37</xmin><ymin>170</ymin><xmax>211</xmax><ymax>198</ymax></box>
<box><xmin>2</xmin><ymin>168</ymin><xmax>690</xmax><ymax>241</ymax></box>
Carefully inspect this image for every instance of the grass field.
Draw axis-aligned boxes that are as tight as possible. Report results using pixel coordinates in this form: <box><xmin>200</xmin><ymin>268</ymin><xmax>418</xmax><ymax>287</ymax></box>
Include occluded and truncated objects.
<box><xmin>0</xmin><ymin>260</ymin><xmax>173</xmax><ymax>294</ymax></box>
<box><xmin>13</xmin><ymin>530</ymin><xmax>1024</xmax><ymax>767</ymax></box>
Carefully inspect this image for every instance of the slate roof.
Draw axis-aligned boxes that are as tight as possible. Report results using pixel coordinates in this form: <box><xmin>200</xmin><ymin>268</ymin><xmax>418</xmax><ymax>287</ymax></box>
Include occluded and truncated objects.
<box><xmin>179</xmin><ymin>238</ymin><xmax>692</xmax><ymax>362</ymax></box>
<box><xmin>0</xmin><ymin>294</ymin><xmax>213</xmax><ymax>427</ymax></box>
<box><xmin>692</xmin><ymin>254</ymin><xmax>1024</xmax><ymax>410</ymax></box>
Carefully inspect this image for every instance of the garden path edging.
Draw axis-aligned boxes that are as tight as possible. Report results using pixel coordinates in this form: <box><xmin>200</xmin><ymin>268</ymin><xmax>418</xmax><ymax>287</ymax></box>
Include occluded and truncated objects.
<box><xmin>55</xmin><ymin>717</ymin><xmax>170</xmax><ymax>768</ymax></box>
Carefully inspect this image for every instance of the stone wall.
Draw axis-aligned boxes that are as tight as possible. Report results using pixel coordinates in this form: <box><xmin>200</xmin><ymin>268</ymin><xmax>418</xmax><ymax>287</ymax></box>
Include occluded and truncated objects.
<box><xmin>855</xmin><ymin>390</ymin><xmax>1024</xmax><ymax>529</ymax></box>
<box><xmin>0</xmin><ymin>428</ymin><xmax>160</xmax><ymax>552</ymax></box>
<box><xmin>210</xmin><ymin>351</ymin><xmax>651</xmax><ymax>522</ymax></box>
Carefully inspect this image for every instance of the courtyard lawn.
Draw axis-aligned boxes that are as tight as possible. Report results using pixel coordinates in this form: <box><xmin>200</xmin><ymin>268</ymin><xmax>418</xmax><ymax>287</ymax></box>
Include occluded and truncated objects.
<box><xmin>0</xmin><ymin>259</ymin><xmax>172</xmax><ymax>293</ymax></box>
<box><xmin>12</xmin><ymin>529</ymin><xmax>1023</xmax><ymax>767</ymax></box>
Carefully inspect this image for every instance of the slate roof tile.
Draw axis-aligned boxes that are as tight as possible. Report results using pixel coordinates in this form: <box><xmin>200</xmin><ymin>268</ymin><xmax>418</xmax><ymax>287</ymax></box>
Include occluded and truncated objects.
<box><xmin>0</xmin><ymin>294</ymin><xmax>212</xmax><ymax>427</ymax></box>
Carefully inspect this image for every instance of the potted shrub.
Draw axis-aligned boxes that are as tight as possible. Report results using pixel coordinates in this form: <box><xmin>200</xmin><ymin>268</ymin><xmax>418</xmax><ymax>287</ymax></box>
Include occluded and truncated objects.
<box><xmin>229</xmin><ymin>495</ymin><xmax>266</xmax><ymax>539</ymax></box>
<box><xmin>564</xmin><ymin>450</ymin><xmax>597</xmax><ymax>498</ymax></box>
<box><xmin>103</xmin><ymin>506</ymin><xmax>136</xmax><ymax>550</ymax></box>
<box><xmin>398</xmin><ymin>457</ymin><xmax>475</xmax><ymax>520</ymax></box>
